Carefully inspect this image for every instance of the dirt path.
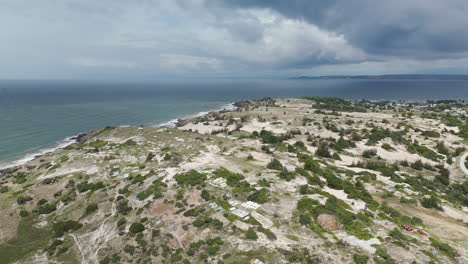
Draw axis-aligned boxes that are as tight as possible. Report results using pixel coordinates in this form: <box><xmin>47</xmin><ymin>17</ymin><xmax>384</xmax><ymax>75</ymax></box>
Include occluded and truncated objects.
<box><xmin>459</xmin><ymin>152</ymin><xmax>468</xmax><ymax>176</ymax></box>
<box><xmin>71</xmin><ymin>190</ymin><xmax>119</xmax><ymax>264</ymax></box>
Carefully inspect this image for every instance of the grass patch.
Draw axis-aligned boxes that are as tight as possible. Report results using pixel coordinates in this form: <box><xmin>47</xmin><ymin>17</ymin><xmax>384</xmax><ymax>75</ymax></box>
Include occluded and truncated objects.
<box><xmin>0</xmin><ymin>216</ymin><xmax>52</xmax><ymax>264</ymax></box>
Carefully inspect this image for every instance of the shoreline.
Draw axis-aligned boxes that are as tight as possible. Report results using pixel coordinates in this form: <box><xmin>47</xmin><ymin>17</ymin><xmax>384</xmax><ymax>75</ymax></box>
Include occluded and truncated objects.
<box><xmin>0</xmin><ymin>102</ymin><xmax>237</xmax><ymax>171</ymax></box>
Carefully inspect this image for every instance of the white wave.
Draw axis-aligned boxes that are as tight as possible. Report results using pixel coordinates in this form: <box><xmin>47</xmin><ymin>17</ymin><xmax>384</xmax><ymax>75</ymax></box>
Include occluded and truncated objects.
<box><xmin>150</xmin><ymin>102</ymin><xmax>237</xmax><ymax>128</ymax></box>
<box><xmin>0</xmin><ymin>135</ymin><xmax>78</xmax><ymax>170</ymax></box>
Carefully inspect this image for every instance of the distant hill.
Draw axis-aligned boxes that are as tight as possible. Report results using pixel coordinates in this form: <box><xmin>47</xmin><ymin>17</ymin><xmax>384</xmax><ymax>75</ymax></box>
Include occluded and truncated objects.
<box><xmin>290</xmin><ymin>74</ymin><xmax>468</xmax><ymax>80</ymax></box>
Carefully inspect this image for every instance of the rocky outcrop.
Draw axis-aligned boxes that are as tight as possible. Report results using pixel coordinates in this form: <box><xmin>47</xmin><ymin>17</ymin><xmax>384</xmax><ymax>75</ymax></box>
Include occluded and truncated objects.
<box><xmin>317</xmin><ymin>214</ymin><xmax>340</xmax><ymax>230</ymax></box>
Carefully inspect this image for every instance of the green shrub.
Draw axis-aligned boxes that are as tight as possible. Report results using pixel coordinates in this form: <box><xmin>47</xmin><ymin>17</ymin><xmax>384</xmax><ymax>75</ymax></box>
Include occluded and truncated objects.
<box><xmin>146</xmin><ymin>152</ymin><xmax>155</xmax><ymax>162</ymax></box>
<box><xmin>38</xmin><ymin>203</ymin><xmax>57</xmax><ymax>214</ymax></box>
<box><xmin>422</xmin><ymin>130</ymin><xmax>440</xmax><ymax>138</ymax></box>
<box><xmin>315</xmin><ymin>143</ymin><xmax>331</xmax><ymax>158</ymax></box>
<box><xmin>213</xmin><ymin>168</ymin><xmax>245</xmax><ymax>186</ymax></box>
<box><xmin>76</xmin><ymin>181</ymin><xmax>105</xmax><ymax>193</ymax></box>
<box><xmin>267</xmin><ymin>159</ymin><xmax>283</xmax><ymax>171</ymax></box>
<box><xmin>278</xmin><ymin>171</ymin><xmax>296</xmax><ymax>181</ymax></box>
<box><xmin>174</xmin><ymin>170</ymin><xmax>206</xmax><ymax>186</ymax></box>
<box><xmin>247</xmin><ymin>188</ymin><xmax>270</xmax><ymax>204</ymax></box>
<box><xmin>129</xmin><ymin>222</ymin><xmax>145</xmax><ymax>234</ymax></box>
<box><xmin>362</xmin><ymin>149</ymin><xmax>377</xmax><ymax>158</ymax></box>
<box><xmin>0</xmin><ymin>186</ymin><xmax>9</xmax><ymax>193</ymax></box>
<box><xmin>53</xmin><ymin>220</ymin><xmax>83</xmax><ymax>237</ymax></box>
<box><xmin>421</xmin><ymin>196</ymin><xmax>441</xmax><ymax>210</ymax></box>
<box><xmin>245</xmin><ymin>228</ymin><xmax>258</xmax><ymax>240</ymax></box>
<box><xmin>429</xmin><ymin>237</ymin><xmax>458</xmax><ymax>257</ymax></box>
<box><xmin>201</xmin><ymin>189</ymin><xmax>211</xmax><ymax>201</ymax></box>
<box><xmin>297</xmin><ymin>197</ymin><xmax>320</xmax><ymax>212</ymax></box>
<box><xmin>84</xmin><ymin>203</ymin><xmax>98</xmax><ymax>215</ymax></box>
<box><xmin>19</xmin><ymin>210</ymin><xmax>29</xmax><ymax>217</ymax></box>
<box><xmin>353</xmin><ymin>254</ymin><xmax>369</xmax><ymax>264</ymax></box>
<box><xmin>299</xmin><ymin>214</ymin><xmax>312</xmax><ymax>225</ymax></box>
<box><xmin>17</xmin><ymin>195</ymin><xmax>33</xmax><ymax>205</ymax></box>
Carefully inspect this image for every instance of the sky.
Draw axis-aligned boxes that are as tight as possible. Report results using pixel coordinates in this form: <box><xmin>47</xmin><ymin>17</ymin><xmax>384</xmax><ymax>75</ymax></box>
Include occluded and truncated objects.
<box><xmin>1</xmin><ymin>0</ymin><xmax>468</xmax><ymax>79</ymax></box>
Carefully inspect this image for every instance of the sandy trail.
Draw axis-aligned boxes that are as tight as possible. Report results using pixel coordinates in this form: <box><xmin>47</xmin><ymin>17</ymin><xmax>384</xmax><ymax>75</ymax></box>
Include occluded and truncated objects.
<box><xmin>459</xmin><ymin>152</ymin><xmax>468</xmax><ymax>175</ymax></box>
<box><xmin>71</xmin><ymin>190</ymin><xmax>119</xmax><ymax>264</ymax></box>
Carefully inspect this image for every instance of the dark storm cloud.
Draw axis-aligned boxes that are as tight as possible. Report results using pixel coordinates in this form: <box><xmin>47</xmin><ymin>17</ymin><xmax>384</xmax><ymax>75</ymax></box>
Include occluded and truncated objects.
<box><xmin>219</xmin><ymin>0</ymin><xmax>468</xmax><ymax>58</ymax></box>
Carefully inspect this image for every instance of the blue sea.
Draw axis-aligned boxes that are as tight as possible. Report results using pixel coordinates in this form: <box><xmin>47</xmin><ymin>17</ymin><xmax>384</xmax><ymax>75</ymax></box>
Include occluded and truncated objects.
<box><xmin>1</xmin><ymin>79</ymin><xmax>467</xmax><ymax>168</ymax></box>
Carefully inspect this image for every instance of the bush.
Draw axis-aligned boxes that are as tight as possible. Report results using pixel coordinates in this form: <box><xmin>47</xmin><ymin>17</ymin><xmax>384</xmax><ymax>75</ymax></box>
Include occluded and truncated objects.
<box><xmin>278</xmin><ymin>171</ymin><xmax>296</xmax><ymax>181</ymax></box>
<box><xmin>77</xmin><ymin>181</ymin><xmax>105</xmax><ymax>193</ymax></box>
<box><xmin>421</xmin><ymin>196</ymin><xmax>441</xmax><ymax>210</ymax></box>
<box><xmin>146</xmin><ymin>152</ymin><xmax>155</xmax><ymax>162</ymax></box>
<box><xmin>19</xmin><ymin>210</ymin><xmax>29</xmax><ymax>217</ymax></box>
<box><xmin>0</xmin><ymin>186</ymin><xmax>9</xmax><ymax>193</ymax></box>
<box><xmin>174</xmin><ymin>170</ymin><xmax>207</xmax><ymax>186</ymax></box>
<box><xmin>84</xmin><ymin>203</ymin><xmax>98</xmax><ymax>215</ymax></box>
<box><xmin>362</xmin><ymin>149</ymin><xmax>377</xmax><ymax>158</ymax></box>
<box><xmin>422</xmin><ymin>130</ymin><xmax>440</xmax><ymax>138</ymax></box>
<box><xmin>38</xmin><ymin>203</ymin><xmax>57</xmax><ymax>214</ymax></box>
<box><xmin>53</xmin><ymin>220</ymin><xmax>83</xmax><ymax>237</ymax></box>
<box><xmin>247</xmin><ymin>188</ymin><xmax>270</xmax><ymax>204</ymax></box>
<box><xmin>129</xmin><ymin>222</ymin><xmax>145</xmax><ymax>234</ymax></box>
<box><xmin>201</xmin><ymin>189</ymin><xmax>211</xmax><ymax>201</ymax></box>
<box><xmin>315</xmin><ymin>143</ymin><xmax>331</xmax><ymax>158</ymax></box>
<box><xmin>303</xmin><ymin>158</ymin><xmax>321</xmax><ymax>173</ymax></box>
<box><xmin>267</xmin><ymin>159</ymin><xmax>283</xmax><ymax>171</ymax></box>
<box><xmin>213</xmin><ymin>168</ymin><xmax>245</xmax><ymax>186</ymax></box>
<box><xmin>429</xmin><ymin>237</ymin><xmax>458</xmax><ymax>257</ymax></box>
<box><xmin>297</xmin><ymin>197</ymin><xmax>320</xmax><ymax>212</ymax></box>
<box><xmin>353</xmin><ymin>254</ymin><xmax>369</xmax><ymax>264</ymax></box>
<box><xmin>332</xmin><ymin>153</ymin><xmax>341</xmax><ymax>160</ymax></box>
<box><xmin>16</xmin><ymin>195</ymin><xmax>33</xmax><ymax>205</ymax></box>
<box><xmin>299</xmin><ymin>214</ymin><xmax>312</xmax><ymax>225</ymax></box>
<box><xmin>245</xmin><ymin>227</ymin><xmax>258</xmax><ymax>240</ymax></box>
<box><xmin>381</xmin><ymin>143</ymin><xmax>395</xmax><ymax>151</ymax></box>
<box><xmin>116</xmin><ymin>199</ymin><xmax>132</xmax><ymax>215</ymax></box>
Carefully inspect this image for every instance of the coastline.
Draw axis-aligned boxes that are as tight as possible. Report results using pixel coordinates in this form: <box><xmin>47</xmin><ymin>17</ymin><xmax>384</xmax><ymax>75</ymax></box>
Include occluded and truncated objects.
<box><xmin>0</xmin><ymin>102</ymin><xmax>237</xmax><ymax>171</ymax></box>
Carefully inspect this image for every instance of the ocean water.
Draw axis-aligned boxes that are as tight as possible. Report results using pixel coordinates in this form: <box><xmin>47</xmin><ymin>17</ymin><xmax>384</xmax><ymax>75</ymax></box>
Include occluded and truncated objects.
<box><xmin>1</xmin><ymin>79</ymin><xmax>467</xmax><ymax>168</ymax></box>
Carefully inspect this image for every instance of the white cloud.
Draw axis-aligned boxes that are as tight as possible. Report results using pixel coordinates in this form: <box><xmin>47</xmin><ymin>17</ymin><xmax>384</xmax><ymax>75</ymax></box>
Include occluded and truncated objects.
<box><xmin>159</xmin><ymin>54</ymin><xmax>222</xmax><ymax>71</ymax></box>
<box><xmin>69</xmin><ymin>58</ymin><xmax>137</xmax><ymax>69</ymax></box>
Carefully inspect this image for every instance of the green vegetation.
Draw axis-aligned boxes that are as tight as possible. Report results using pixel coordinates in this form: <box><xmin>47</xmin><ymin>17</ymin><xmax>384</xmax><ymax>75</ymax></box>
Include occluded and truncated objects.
<box><xmin>407</xmin><ymin>143</ymin><xmax>442</xmax><ymax>161</ymax></box>
<box><xmin>245</xmin><ymin>227</ymin><xmax>258</xmax><ymax>240</ymax></box>
<box><xmin>315</xmin><ymin>143</ymin><xmax>331</xmax><ymax>158</ymax></box>
<box><xmin>421</xmin><ymin>130</ymin><xmax>440</xmax><ymax>138</ymax></box>
<box><xmin>247</xmin><ymin>188</ymin><xmax>270</xmax><ymax>204</ymax></box>
<box><xmin>421</xmin><ymin>196</ymin><xmax>442</xmax><ymax>210</ymax></box>
<box><xmin>174</xmin><ymin>170</ymin><xmax>207</xmax><ymax>186</ymax></box>
<box><xmin>303</xmin><ymin>96</ymin><xmax>367</xmax><ymax>112</ymax></box>
<box><xmin>0</xmin><ymin>219</ymin><xmax>50</xmax><ymax>262</ymax></box>
<box><xmin>129</xmin><ymin>222</ymin><xmax>145</xmax><ymax>234</ymax></box>
<box><xmin>266</xmin><ymin>158</ymin><xmax>283</xmax><ymax>171</ymax></box>
<box><xmin>353</xmin><ymin>253</ymin><xmax>369</xmax><ymax>264</ymax></box>
<box><xmin>137</xmin><ymin>179</ymin><xmax>165</xmax><ymax>201</ymax></box>
<box><xmin>429</xmin><ymin>237</ymin><xmax>458</xmax><ymax>257</ymax></box>
<box><xmin>77</xmin><ymin>181</ymin><xmax>105</xmax><ymax>193</ymax></box>
<box><xmin>52</xmin><ymin>220</ymin><xmax>82</xmax><ymax>237</ymax></box>
<box><xmin>84</xmin><ymin>203</ymin><xmax>98</xmax><ymax>216</ymax></box>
